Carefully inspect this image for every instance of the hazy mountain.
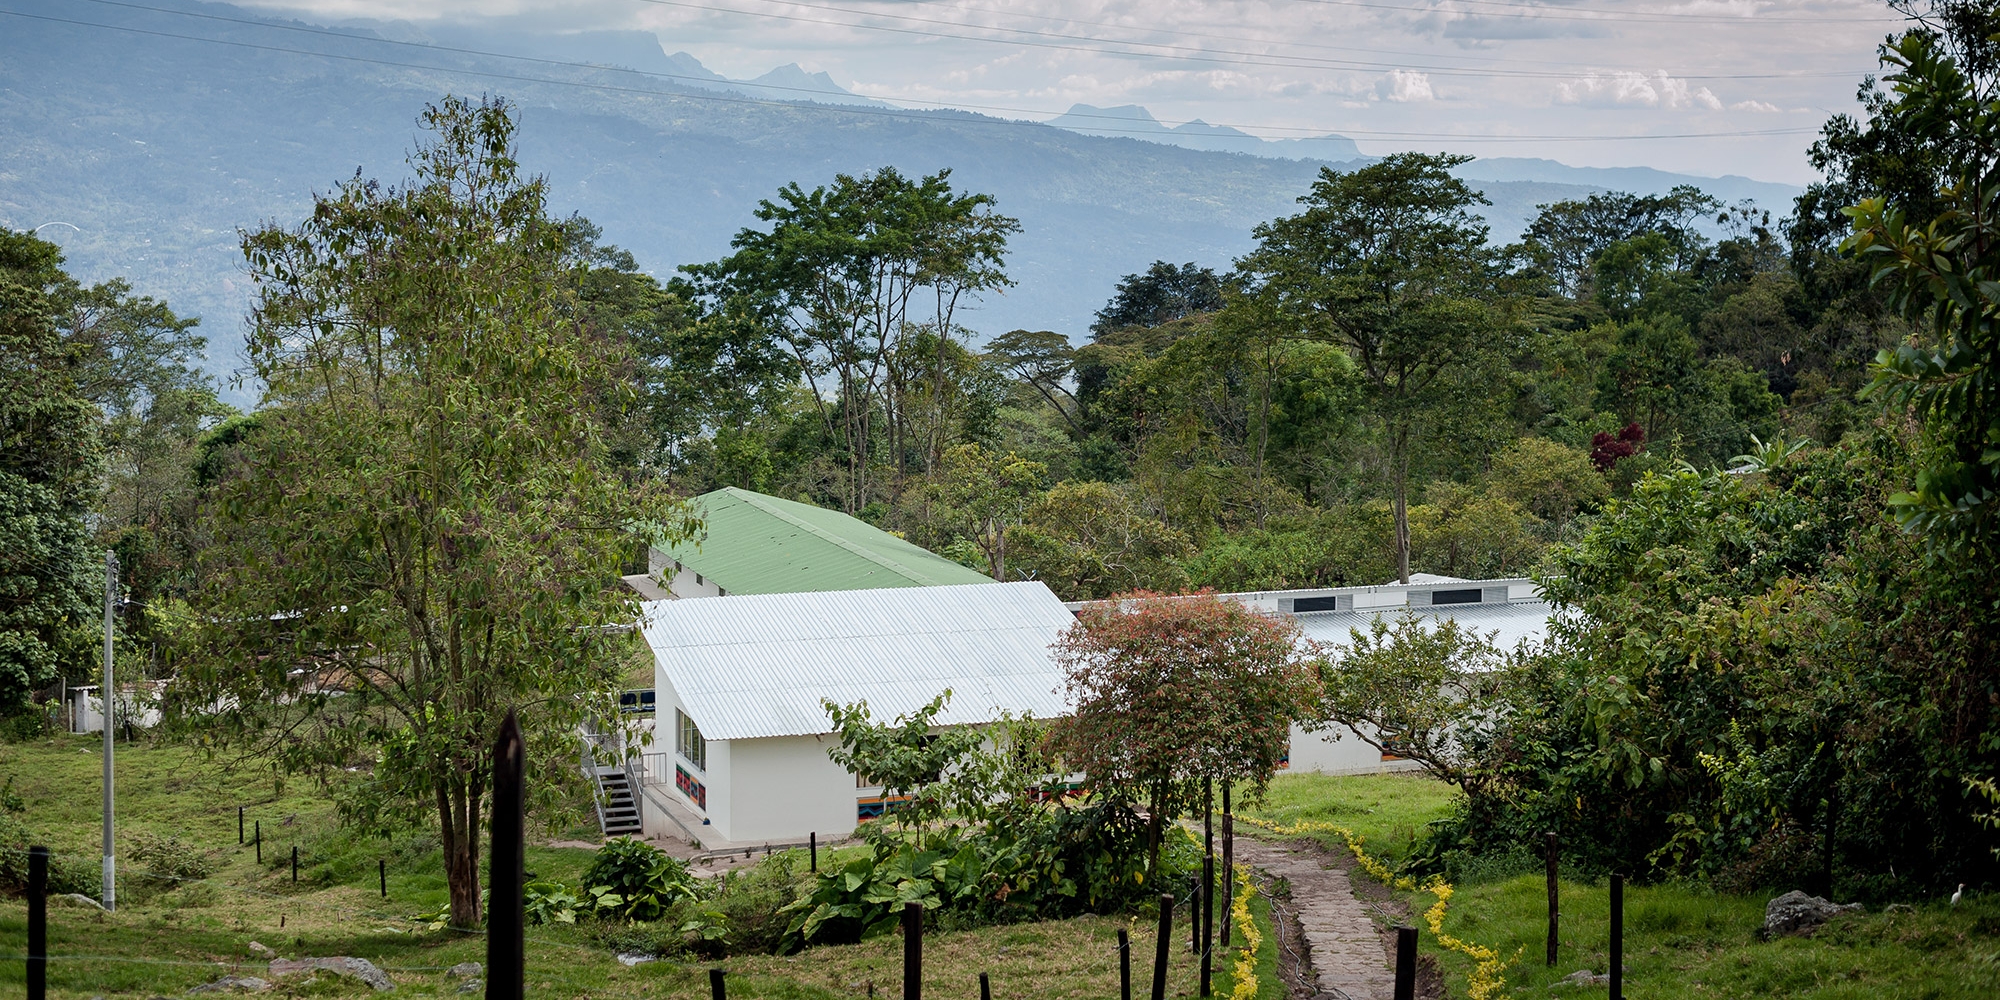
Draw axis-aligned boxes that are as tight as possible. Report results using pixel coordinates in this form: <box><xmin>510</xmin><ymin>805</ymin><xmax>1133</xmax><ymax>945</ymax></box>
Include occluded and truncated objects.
<box><xmin>0</xmin><ymin>0</ymin><xmax>1802</xmax><ymax>400</ymax></box>
<box><xmin>1047</xmin><ymin>103</ymin><xmax>1365</xmax><ymax>160</ymax></box>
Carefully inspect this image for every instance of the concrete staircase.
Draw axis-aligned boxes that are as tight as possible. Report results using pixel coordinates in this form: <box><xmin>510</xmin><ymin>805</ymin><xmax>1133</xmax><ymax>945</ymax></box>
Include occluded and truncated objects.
<box><xmin>580</xmin><ymin>721</ymin><xmax>644</xmax><ymax>840</ymax></box>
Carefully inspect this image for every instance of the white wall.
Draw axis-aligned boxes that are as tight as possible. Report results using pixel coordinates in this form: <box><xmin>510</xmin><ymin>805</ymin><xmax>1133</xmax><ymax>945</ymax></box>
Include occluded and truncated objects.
<box><xmin>1285</xmin><ymin>723</ymin><xmax>1423</xmax><ymax>776</ymax></box>
<box><xmin>718</xmin><ymin>734</ymin><xmax>862</xmax><ymax>844</ymax></box>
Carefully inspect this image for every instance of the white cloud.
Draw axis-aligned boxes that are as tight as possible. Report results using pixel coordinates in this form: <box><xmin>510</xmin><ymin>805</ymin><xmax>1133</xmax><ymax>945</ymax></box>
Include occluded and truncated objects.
<box><xmin>1557</xmin><ymin>71</ymin><xmax>1721</xmax><ymax>111</ymax></box>
<box><xmin>1377</xmin><ymin>69</ymin><xmax>1434</xmax><ymax>103</ymax></box>
<box><xmin>1730</xmin><ymin>99</ymin><xmax>1784</xmax><ymax>113</ymax></box>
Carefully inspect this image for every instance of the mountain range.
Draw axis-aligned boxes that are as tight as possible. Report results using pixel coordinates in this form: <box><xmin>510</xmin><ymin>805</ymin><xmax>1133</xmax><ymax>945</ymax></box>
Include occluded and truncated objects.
<box><xmin>0</xmin><ymin>0</ymin><xmax>1806</xmax><ymax>399</ymax></box>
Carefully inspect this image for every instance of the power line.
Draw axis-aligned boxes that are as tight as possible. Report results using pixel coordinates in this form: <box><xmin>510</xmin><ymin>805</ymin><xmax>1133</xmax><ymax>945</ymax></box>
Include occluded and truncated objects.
<box><xmin>1281</xmin><ymin>0</ymin><xmax>1903</xmax><ymax>25</ymax></box>
<box><xmin>635</xmin><ymin>0</ymin><xmax>1876</xmax><ymax>80</ymax></box>
<box><xmin>4</xmin><ymin>6</ymin><xmax>1821</xmax><ymax>144</ymax></box>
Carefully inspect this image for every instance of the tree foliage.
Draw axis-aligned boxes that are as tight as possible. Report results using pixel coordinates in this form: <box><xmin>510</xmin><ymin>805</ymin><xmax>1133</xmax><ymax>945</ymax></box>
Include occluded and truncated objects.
<box><xmin>169</xmin><ymin>96</ymin><xmax>697</xmax><ymax>926</ymax></box>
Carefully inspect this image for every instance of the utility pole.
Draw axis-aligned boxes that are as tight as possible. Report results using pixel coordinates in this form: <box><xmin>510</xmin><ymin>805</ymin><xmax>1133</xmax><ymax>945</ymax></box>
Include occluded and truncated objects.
<box><xmin>102</xmin><ymin>550</ymin><xmax>117</xmax><ymax>911</ymax></box>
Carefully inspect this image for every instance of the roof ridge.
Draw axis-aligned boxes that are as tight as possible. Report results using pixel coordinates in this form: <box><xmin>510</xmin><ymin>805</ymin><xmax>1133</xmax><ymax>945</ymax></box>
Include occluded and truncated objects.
<box><xmin>722</xmin><ymin>488</ymin><xmax>956</xmax><ymax>586</ymax></box>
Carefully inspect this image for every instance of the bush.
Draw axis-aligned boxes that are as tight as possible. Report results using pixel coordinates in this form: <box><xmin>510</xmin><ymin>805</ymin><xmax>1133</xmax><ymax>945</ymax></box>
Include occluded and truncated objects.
<box><xmin>0</xmin><ymin>815</ymin><xmax>95</xmax><ymax>897</ymax></box>
<box><xmin>130</xmin><ymin>831</ymin><xmax>218</xmax><ymax>889</ymax></box>
<box><xmin>582</xmin><ymin>837</ymin><xmax>698</xmax><ymax>921</ymax></box>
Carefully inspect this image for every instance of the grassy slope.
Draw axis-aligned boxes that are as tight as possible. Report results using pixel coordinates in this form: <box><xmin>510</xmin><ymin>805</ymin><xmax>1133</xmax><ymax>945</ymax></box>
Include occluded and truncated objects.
<box><xmin>1244</xmin><ymin>772</ymin><xmax>2000</xmax><ymax>999</ymax></box>
<box><xmin>0</xmin><ymin>734</ymin><xmax>1278</xmax><ymax>998</ymax></box>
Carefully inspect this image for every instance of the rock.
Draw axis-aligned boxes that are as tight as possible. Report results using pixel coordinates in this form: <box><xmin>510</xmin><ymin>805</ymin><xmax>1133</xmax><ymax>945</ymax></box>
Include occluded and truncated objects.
<box><xmin>445</xmin><ymin>963</ymin><xmax>481</xmax><ymax>979</ymax></box>
<box><xmin>188</xmin><ymin>976</ymin><xmax>269</xmax><ymax>994</ymax></box>
<box><xmin>456</xmin><ymin>979</ymin><xmax>482</xmax><ymax>994</ymax></box>
<box><xmin>616</xmin><ymin>952</ymin><xmax>657</xmax><ymax>967</ymax></box>
<box><xmin>269</xmin><ymin>957</ymin><xmax>395</xmax><ymax>991</ymax></box>
<box><xmin>1559</xmin><ymin>969</ymin><xmax>1609</xmax><ymax>986</ymax></box>
<box><xmin>1763</xmin><ymin>889</ymin><xmax>1863</xmax><ymax>938</ymax></box>
<box><xmin>246</xmin><ymin>941</ymin><xmax>275</xmax><ymax>958</ymax></box>
<box><xmin>56</xmin><ymin>893</ymin><xmax>107</xmax><ymax>910</ymax></box>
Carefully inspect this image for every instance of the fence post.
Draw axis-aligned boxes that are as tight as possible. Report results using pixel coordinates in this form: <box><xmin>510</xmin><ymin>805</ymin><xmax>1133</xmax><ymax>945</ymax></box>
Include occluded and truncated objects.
<box><xmin>709</xmin><ymin>968</ymin><xmax>727</xmax><ymax>1000</ymax></box>
<box><xmin>810</xmin><ymin>831</ymin><xmax>817</xmax><ymax>873</ymax></box>
<box><xmin>903</xmin><ymin>901</ymin><xmax>923</xmax><ymax>1000</ymax></box>
<box><xmin>1392</xmin><ymin>925</ymin><xmax>1417</xmax><ymax>1000</ymax></box>
<box><xmin>239</xmin><ymin>806</ymin><xmax>245</xmax><ymax>846</ymax></box>
<box><xmin>28</xmin><ymin>845</ymin><xmax>48</xmax><ymax>1000</ymax></box>
<box><xmin>979</xmin><ymin>971</ymin><xmax>991</xmax><ymax>1000</ymax></box>
<box><xmin>1609</xmin><ymin>874</ymin><xmax>1624</xmax><ymax>1000</ymax></box>
<box><xmin>487</xmin><ymin>710</ymin><xmax>526</xmax><ymax>1000</ymax></box>
<box><xmin>291</xmin><ymin>845</ymin><xmax>298</xmax><ymax>883</ymax></box>
<box><xmin>379</xmin><ymin>859</ymin><xmax>387</xmax><ymax>899</ymax></box>
<box><xmin>1545</xmin><ymin>831</ymin><xmax>1559</xmax><ymax>967</ymax></box>
<box><xmin>1220</xmin><ymin>782</ymin><xmax>1234</xmax><ymax>947</ymax></box>
<box><xmin>254</xmin><ymin>821</ymin><xmax>261</xmax><ymax>864</ymax></box>
<box><xmin>1151</xmin><ymin>893</ymin><xmax>1173</xmax><ymax>1000</ymax></box>
<box><xmin>1200</xmin><ymin>780</ymin><xmax>1213</xmax><ymax>996</ymax></box>
<box><xmin>1118</xmin><ymin>928</ymin><xmax>1131</xmax><ymax>1000</ymax></box>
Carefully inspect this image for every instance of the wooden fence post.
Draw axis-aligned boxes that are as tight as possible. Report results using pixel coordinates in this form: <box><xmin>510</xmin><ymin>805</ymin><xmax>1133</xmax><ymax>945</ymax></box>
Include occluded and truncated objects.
<box><xmin>487</xmin><ymin>710</ymin><xmax>526</xmax><ymax>1000</ymax></box>
<box><xmin>810</xmin><ymin>831</ymin><xmax>817</xmax><ymax>873</ymax></box>
<box><xmin>1392</xmin><ymin>925</ymin><xmax>1417</xmax><ymax>1000</ymax></box>
<box><xmin>1545</xmin><ymin>831</ymin><xmax>1559</xmax><ymax>967</ymax></box>
<box><xmin>379</xmin><ymin>859</ymin><xmax>387</xmax><ymax>899</ymax></box>
<box><xmin>1151</xmin><ymin>894</ymin><xmax>1173</xmax><ymax>1000</ymax></box>
<box><xmin>291</xmin><ymin>845</ymin><xmax>298</xmax><ymax>883</ymax></box>
<box><xmin>903</xmin><ymin>901</ymin><xmax>923</xmax><ymax>1000</ymax></box>
<box><xmin>979</xmin><ymin>971</ymin><xmax>991</xmax><ymax>1000</ymax></box>
<box><xmin>238</xmin><ymin>806</ymin><xmax>244</xmax><ymax>845</ymax></box>
<box><xmin>1118</xmin><ymin>928</ymin><xmax>1131</xmax><ymax>1000</ymax></box>
<box><xmin>1610</xmin><ymin>874</ymin><xmax>1624</xmax><ymax>1000</ymax></box>
<box><xmin>1220</xmin><ymin>783</ymin><xmax>1234</xmax><ymax>947</ymax></box>
<box><xmin>709</xmin><ymin>968</ymin><xmax>727</xmax><ymax>1000</ymax></box>
<box><xmin>28</xmin><ymin>845</ymin><xmax>47</xmax><ymax>1000</ymax></box>
<box><xmin>254</xmin><ymin>821</ymin><xmax>261</xmax><ymax>864</ymax></box>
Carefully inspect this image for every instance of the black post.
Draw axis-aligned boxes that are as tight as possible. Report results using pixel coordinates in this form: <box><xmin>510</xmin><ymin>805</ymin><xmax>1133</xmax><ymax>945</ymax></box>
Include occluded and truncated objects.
<box><xmin>1392</xmin><ymin>925</ymin><xmax>1417</xmax><ymax>1000</ymax></box>
<box><xmin>810</xmin><ymin>831</ymin><xmax>817</xmax><ymax>873</ymax></box>
<box><xmin>291</xmin><ymin>845</ymin><xmax>298</xmax><ymax>883</ymax></box>
<box><xmin>1151</xmin><ymin>894</ymin><xmax>1173</xmax><ymax>1000</ymax></box>
<box><xmin>979</xmin><ymin>972</ymin><xmax>991</xmax><ymax>1000</ymax></box>
<box><xmin>709</xmin><ymin>968</ymin><xmax>727</xmax><ymax>1000</ymax></box>
<box><xmin>1609</xmin><ymin>874</ymin><xmax>1624</xmax><ymax>1000</ymax></box>
<box><xmin>1118</xmin><ymin>928</ymin><xmax>1131</xmax><ymax>1000</ymax></box>
<box><xmin>379</xmin><ymin>859</ymin><xmax>387</xmax><ymax>899</ymax></box>
<box><xmin>28</xmin><ymin>845</ymin><xmax>47</xmax><ymax>1000</ymax></box>
<box><xmin>238</xmin><ymin>806</ymin><xmax>245</xmax><ymax>845</ymax></box>
<box><xmin>487</xmin><ymin>710</ymin><xmax>527</xmax><ymax>1000</ymax></box>
<box><xmin>1200</xmin><ymin>779</ymin><xmax>1213</xmax><ymax>996</ymax></box>
<box><xmin>254</xmin><ymin>820</ymin><xmax>261</xmax><ymax>864</ymax></box>
<box><xmin>1220</xmin><ymin>783</ymin><xmax>1234</xmax><ymax>947</ymax></box>
<box><xmin>1545</xmin><ymin>831</ymin><xmax>1559</xmax><ymax>967</ymax></box>
<box><xmin>903</xmin><ymin>901</ymin><xmax>923</xmax><ymax>1000</ymax></box>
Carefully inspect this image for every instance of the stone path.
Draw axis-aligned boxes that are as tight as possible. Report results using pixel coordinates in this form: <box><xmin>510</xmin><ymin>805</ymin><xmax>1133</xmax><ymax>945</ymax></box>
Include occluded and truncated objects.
<box><xmin>1233</xmin><ymin>835</ymin><xmax>1395</xmax><ymax>1000</ymax></box>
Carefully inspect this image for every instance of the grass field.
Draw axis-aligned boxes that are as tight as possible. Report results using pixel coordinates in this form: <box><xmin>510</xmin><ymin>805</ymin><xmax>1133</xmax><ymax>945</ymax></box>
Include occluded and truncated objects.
<box><xmin>1243</xmin><ymin>770</ymin><xmax>2000</xmax><ymax>999</ymax></box>
<box><xmin>0</xmin><ymin>733</ymin><xmax>1277</xmax><ymax>998</ymax></box>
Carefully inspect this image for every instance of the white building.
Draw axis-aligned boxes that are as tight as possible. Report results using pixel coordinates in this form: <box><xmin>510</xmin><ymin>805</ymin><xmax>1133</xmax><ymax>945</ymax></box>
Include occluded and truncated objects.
<box><xmin>636</xmin><ymin>575</ymin><xmax>1553</xmax><ymax>847</ymax></box>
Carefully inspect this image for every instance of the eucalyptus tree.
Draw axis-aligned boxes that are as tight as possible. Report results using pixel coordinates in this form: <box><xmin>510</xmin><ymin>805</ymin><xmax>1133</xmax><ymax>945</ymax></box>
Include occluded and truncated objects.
<box><xmin>685</xmin><ymin>168</ymin><xmax>1018</xmax><ymax>513</ymax></box>
<box><xmin>172</xmin><ymin>97</ymin><xmax>697</xmax><ymax>927</ymax></box>
<box><xmin>1238</xmin><ymin>153</ymin><xmax>1512</xmax><ymax>583</ymax></box>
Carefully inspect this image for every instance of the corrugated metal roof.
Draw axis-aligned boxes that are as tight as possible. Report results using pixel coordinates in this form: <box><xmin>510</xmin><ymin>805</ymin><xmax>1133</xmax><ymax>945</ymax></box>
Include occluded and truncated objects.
<box><xmin>641</xmin><ymin>581</ymin><xmax>1076</xmax><ymax>741</ymax></box>
<box><xmin>659</xmin><ymin>487</ymin><xmax>993</xmax><ymax>595</ymax></box>
<box><xmin>1295</xmin><ymin>600</ymin><xmax>1557</xmax><ymax>657</ymax></box>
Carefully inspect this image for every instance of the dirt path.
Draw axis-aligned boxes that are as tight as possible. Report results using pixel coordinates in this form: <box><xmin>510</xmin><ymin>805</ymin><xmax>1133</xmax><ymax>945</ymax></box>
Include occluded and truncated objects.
<box><xmin>1233</xmin><ymin>835</ymin><xmax>1396</xmax><ymax>1000</ymax></box>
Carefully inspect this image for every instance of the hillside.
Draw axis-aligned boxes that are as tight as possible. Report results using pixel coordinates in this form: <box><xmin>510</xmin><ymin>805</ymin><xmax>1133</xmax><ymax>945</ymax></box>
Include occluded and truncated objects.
<box><xmin>1</xmin><ymin>0</ymin><xmax>1797</xmax><ymax>395</ymax></box>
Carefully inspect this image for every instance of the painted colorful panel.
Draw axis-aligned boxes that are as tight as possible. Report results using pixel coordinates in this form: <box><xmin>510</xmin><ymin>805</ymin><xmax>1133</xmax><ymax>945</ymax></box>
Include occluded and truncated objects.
<box><xmin>856</xmin><ymin>794</ymin><xmax>914</xmax><ymax>822</ymax></box>
<box><xmin>675</xmin><ymin>764</ymin><xmax>707</xmax><ymax>810</ymax></box>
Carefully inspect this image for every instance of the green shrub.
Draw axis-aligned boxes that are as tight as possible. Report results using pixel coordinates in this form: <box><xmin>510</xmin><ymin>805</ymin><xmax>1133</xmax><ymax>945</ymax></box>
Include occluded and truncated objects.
<box><xmin>0</xmin><ymin>815</ymin><xmax>95</xmax><ymax>896</ymax></box>
<box><xmin>582</xmin><ymin>837</ymin><xmax>698</xmax><ymax>921</ymax></box>
<box><xmin>129</xmin><ymin>831</ymin><xmax>218</xmax><ymax>889</ymax></box>
<box><xmin>523</xmin><ymin>879</ymin><xmax>584</xmax><ymax>925</ymax></box>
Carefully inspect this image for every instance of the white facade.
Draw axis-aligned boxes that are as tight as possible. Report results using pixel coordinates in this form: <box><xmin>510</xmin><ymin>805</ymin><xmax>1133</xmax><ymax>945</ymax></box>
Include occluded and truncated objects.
<box><xmin>640</xmin><ymin>577</ymin><xmax>1546</xmax><ymax>846</ymax></box>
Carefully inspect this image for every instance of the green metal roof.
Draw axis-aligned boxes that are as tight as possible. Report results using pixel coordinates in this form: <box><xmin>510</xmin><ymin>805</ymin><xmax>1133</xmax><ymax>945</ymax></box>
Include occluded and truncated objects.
<box><xmin>659</xmin><ymin>487</ymin><xmax>993</xmax><ymax>595</ymax></box>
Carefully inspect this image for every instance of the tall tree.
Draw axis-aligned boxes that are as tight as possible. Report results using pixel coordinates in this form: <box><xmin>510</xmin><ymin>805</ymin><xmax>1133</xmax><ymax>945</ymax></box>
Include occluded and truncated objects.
<box><xmin>1239</xmin><ymin>153</ymin><xmax>1510</xmax><ymax>582</ymax></box>
<box><xmin>685</xmin><ymin>168</ymin><xmax>1017</xmax><ymax>513</ymax></box>
<box><xmin>0</xmin><ymin>230</ymin><xmax>105</xmax><ymax>714</ymax></box>
<box><xmin>1090</xmin><ymin>261</ymin><xmax>1224</xmax><ymax>337</ymax></box>
<box><xmin>170</xmin><ymin>97</ymin><xmax>697</xmax><ymax>927</ymax></box>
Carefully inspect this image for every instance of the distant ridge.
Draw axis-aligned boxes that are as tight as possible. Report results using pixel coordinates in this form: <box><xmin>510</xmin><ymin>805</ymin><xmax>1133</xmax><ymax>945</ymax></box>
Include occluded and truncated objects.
<box><xmin>1046</xmin><ymin>103</ymin><xmax>1363</xmax><ymax>161</ymax></box>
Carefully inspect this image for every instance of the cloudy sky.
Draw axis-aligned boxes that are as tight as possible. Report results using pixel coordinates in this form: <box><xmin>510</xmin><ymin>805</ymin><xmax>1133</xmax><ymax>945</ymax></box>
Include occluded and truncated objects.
<box><xmin>236</xmin><ymin>0</ymin><xmax>1909</xmax><ymax>184</ymax></box>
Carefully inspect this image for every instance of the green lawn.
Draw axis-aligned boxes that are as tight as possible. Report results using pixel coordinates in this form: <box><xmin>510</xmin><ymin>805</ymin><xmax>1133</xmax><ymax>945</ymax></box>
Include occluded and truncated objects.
<box><xmin>1238</xmin><ymin>770</ymin><xmax>2000</xmax><ymax>999</ymax></box>
<box><xmin>1</xmin><ymin>733</ymin><xmax>1280</xmax><ymax>998</ymax></box>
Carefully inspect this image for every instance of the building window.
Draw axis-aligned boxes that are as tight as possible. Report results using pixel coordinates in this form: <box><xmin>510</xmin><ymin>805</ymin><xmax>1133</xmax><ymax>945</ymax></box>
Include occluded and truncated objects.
<box><xmin>677</xmin><ymin>709</ymin><xmax>707</xmax><ymax>771</ymax></box>
<box><xmin>1292</xmin><ymin>595</ymin><xmax>1344</xmax><ymax>613</ymax></box>
<box><xmin>1430</xmin><ymin>588</ymin><xmax>1483</xmax><ymax>605</ymax></box>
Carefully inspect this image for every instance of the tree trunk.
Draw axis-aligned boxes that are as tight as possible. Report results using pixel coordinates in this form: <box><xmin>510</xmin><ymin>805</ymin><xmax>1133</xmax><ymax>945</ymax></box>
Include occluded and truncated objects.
<box><xmin>1393</xmin><ymin>423</ymin><xmax>1411</xmax><ymax>584</ymax></box>
<box><xmin>439</xmin><ymin>779</ymin><xmax>483</xmax><ymax>927</ymax></box>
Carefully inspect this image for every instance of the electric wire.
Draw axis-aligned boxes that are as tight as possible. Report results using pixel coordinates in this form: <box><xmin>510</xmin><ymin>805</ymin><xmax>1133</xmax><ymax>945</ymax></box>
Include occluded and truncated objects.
<box><xmin>10</xmin><ymin>4</ymin><xmax>1824</xmax><ymax>145</ymax></box>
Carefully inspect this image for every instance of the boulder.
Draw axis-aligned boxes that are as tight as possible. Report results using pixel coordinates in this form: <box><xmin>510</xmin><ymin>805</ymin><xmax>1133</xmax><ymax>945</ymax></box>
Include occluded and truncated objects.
<box><xmin>269</xmin><ymin>957</ymin><xmax>395</xmax><ymax>991</ymax></box>
<box><xmin>456</xmin><ymin>979</ymin><xmax>482</xmax><ymax>994</ymax></box>
<box><xmin>188</xmin><ymin>976</ymin><xmax>269</xmax><ymax>994</ymax></box>
<box><xmin>1763</xmin><ymin>890</ymin><xmax>1862</xmax><ymax>937</ymax></box>
<box><xmin>445</xmin><ymin>962</ymin><xmax>481</xmax><ymax>979</ymax></box>
<box><xmin>245</xmin><ymin>942</ymin><xmax>275</xmax><ymax>959</ymax></box>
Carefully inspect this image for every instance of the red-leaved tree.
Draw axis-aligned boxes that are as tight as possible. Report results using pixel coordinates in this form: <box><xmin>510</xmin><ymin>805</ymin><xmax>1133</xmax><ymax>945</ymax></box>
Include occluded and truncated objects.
<box><xmin>1048</xmin><ymin>591</ymin><xmax>1320</xmax><ymax>877</ymax></box>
